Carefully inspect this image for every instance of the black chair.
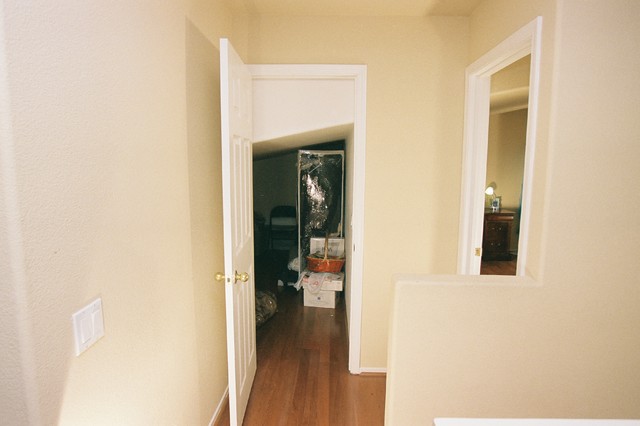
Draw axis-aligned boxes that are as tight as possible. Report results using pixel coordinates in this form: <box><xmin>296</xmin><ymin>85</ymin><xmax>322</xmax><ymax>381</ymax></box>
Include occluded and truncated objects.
<box><xmin>269</xmin><ymin>206</ymin><xmax>297</xmax><ymax>250</ymax></box>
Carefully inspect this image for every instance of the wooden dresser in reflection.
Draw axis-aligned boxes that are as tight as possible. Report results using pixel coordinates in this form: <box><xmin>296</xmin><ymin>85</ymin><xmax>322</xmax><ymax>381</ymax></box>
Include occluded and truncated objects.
<box><xmin>482</xmin><ymin>209</ymin><xmax>515</xmax><ymax>260</ymax></box>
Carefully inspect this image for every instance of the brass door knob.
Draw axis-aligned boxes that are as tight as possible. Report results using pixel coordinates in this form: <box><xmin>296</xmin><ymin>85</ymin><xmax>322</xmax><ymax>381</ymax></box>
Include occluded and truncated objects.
<box><xmin>235</xmin><ymin>271</ymin><xmax>249</xmax><ymax>283</ymax></box>
<box><xmin>215</xmin><ymin>272</ymin><xmax>226</xmax><ymax>282</ymax></box>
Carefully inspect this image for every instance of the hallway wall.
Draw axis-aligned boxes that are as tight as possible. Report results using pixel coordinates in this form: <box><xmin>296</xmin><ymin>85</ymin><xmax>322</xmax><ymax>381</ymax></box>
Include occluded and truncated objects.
<box><xmin>0</xmin><ymin>0</ymin><xmax>244</xmax><ymax>423</ymax></box>
<box><xmin>246</xmin><ymin>14</ymin><xmax>469</xmax><ymax>368</ymax></box>
<box><xmin>386</xmin><ymin>0</ymin><xmax>640</xmax><ymax>423</ymax></box>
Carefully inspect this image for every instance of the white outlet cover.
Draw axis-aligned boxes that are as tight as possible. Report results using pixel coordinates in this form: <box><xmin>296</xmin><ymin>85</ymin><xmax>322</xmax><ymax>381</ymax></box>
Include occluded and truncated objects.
<box><xmin>72</xmin><ymin>298</ymin><xmax>105</xmax><ymax>356</ymax></box>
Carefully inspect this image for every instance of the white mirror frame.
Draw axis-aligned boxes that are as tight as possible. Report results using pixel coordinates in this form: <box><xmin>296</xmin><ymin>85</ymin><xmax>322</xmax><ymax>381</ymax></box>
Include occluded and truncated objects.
<box><xmin>457</xmin><ymin>17</ymin><xmax>542</xmax><ymax>276</ymax></box>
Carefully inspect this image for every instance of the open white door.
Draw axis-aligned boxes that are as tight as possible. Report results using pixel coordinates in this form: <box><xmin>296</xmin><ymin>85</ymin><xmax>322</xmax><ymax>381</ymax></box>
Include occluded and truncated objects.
<box><xmin>220</xmin><ymin>38</ymin><xmax>256</xmax><ymax>425</ymax></box>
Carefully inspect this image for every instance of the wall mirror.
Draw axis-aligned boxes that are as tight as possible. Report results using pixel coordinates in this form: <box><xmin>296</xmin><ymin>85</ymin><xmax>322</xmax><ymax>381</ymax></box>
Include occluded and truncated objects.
<box><xmin>457</xmin><ymin>17</ymin><xmax>542</xmax><ymax>277</ymax></box>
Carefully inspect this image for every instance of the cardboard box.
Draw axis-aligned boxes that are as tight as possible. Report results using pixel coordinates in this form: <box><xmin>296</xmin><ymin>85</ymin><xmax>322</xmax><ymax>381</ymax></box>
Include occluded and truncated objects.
<box><xmin>309</xmin><ymin>238</ymin><xmax>345</xmax><ymax>258</ymax></box>
<box><xmin>301</xmin><ymin>272</ymin><xmax>344</xmax><ymax>292</ymax></box>
<box><xmin>303</xmin><ymin>289</ymin><xmax>339</xmax><ymax>309</ymax></box>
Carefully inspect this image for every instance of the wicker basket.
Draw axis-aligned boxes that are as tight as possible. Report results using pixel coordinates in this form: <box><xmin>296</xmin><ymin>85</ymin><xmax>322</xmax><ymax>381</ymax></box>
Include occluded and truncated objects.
<box><xmin>306</xmin><ymin>255</ymin><xmax>345</xmax><ymax>273</ymax></box>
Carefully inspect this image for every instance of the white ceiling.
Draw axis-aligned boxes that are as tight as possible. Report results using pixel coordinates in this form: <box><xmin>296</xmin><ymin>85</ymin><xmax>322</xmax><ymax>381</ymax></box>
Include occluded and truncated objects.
<box><xmin>226</xmin><ymin>0</ymin><xmax>484</xmax><ymax>17</ymax></box>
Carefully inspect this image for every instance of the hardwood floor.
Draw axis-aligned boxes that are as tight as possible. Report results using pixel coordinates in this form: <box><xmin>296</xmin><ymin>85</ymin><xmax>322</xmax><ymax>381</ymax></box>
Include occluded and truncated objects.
<box><xmin>216</xmin><ymin>276</ymin><xmax>386</xmax><ymax>425</ymax></box>
<box><xmin>481</xmin><ymin>257</ymin><xmax>517</xmax><ymax>275</ymax></box>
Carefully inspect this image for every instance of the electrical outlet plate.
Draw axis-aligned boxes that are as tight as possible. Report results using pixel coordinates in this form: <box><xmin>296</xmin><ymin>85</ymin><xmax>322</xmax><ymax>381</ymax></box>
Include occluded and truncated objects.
<box><xmin>72</xmin><ymin>298</ymin><xmax>104</xmax><ymax>356</ymax></box>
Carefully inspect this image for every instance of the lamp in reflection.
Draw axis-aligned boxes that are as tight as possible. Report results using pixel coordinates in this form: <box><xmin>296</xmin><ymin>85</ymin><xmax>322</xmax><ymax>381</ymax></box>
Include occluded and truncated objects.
<box><xmin>485</xmin><ymin>182</ymin><xmax>500</xmax><ymax>211</ymax></box>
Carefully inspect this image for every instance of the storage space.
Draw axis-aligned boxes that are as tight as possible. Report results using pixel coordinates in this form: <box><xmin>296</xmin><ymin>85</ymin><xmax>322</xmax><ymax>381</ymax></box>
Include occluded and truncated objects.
<box><xmin>269</xmin><ymin>205</ymin><xmax>297</xmax><ymax>250</ymax></box>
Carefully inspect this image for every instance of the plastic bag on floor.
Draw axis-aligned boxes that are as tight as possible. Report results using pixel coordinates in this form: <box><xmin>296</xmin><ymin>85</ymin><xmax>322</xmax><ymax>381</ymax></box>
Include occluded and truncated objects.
<box><xmin>255</xmin><ymin>290</ymin><xmax>277</xmax><ymax>327</ymax></box>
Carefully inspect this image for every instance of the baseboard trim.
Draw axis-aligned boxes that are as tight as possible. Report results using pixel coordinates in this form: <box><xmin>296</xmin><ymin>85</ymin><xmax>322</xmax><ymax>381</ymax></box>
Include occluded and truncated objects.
<box><xmin>359</xmin><ymin>367</ymin><xmax>387</xmax><ymax>376</ymax></box>
<box><xmin>208</xmin><ymin>386</ymin><xmax>229</xmax><ymax>426</ymax></box>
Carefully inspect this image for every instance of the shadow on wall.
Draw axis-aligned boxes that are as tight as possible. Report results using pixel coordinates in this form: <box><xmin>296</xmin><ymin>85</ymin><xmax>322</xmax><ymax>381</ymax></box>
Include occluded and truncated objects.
<box><xmin>185</xmin><ymin>18</ymin><xmax>229</xmax><ymax>425</ymax></box>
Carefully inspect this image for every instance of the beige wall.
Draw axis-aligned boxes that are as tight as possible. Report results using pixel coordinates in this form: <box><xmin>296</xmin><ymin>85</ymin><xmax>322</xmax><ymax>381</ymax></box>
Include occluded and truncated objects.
<box><xmin>246</xmin><ymin>15</ymin><xmax>469</xmax><ymax>368</ymax></box>
<box><xmin>5</xmin><ymin>0</ymin><xmax>638</xmax><ymax>423</ymax></box>
<box><xmin>0</xmin><ymin>3</ymin><xmax>469</xmax><ymax>420</ymax></box>
<box><xmin>0</xmin><ymin>0</ymin><xmax>244</xmax><ymax>423</ymax></box>
<box><xmin>486</xmin><ymin>109</ymin><xmax>527</xmax><ymax>210</ymax></box>
<box><xmin>386</xmin><ymin>0</ymin><xmax>640</xmax><ymax>423</ymax></box>
<box><xmin>185</xmin><ymin>17</ymin><xmax>229</xmax><ymax>425</ymax></box>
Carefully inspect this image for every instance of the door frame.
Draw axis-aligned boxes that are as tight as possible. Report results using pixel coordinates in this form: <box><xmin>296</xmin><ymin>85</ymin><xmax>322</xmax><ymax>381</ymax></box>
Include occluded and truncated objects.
<box><xmin>457</xmin><ymin>17</ymin><xmax>542</xmax><ymax>276</ymax></box>
<box><xmin>248</xmin><ymin>64</ymin><xmax>367</xmax><ymax>374</ymax></box>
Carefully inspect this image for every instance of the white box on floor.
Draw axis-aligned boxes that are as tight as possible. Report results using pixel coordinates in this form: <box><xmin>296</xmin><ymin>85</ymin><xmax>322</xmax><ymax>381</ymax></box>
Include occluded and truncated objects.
<box><xmin>303</xmin><ymin>289</ymin><xmax>339</xmax><ymax>309</ymax></box>
<box><xmin>301</xmin><ymin>272</ymin><xmax>344</xmax><ymax>292</ymax></box>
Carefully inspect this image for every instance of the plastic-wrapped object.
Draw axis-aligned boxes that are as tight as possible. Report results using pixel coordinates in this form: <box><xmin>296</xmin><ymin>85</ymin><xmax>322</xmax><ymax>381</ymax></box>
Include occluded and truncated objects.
<box><xmin>255</xmin><ymin>290</ymin><xmax>277</xmax><ymax>328</ymax></box>
<box><xmin>298</xmin><ymin>150</ymin><xmax>344</xmax><ymax>264</ymax></box>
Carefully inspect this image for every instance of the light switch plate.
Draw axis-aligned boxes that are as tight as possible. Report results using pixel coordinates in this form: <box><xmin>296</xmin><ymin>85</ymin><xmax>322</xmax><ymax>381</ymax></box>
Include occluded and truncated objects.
<box><xmin>72</xmin><ymin>298</ymin><xmax>104</xmax><ymax>356</ymax></box>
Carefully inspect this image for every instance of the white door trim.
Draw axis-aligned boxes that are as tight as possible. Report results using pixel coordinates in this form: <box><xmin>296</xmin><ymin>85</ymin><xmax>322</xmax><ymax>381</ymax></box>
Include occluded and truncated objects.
<box><xmin>248</xmin><ymin>64</ymin><xmax>367</xmax><ymax>374</ymax></box>
<box><xmin>457</xmin><ymin>17</ymin><xmax>542</xmax><ymax>276</ymax></box>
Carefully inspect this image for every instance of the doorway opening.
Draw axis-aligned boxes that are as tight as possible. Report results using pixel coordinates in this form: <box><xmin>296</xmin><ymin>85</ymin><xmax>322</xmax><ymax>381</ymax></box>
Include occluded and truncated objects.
<box><xmin>249</xmin><ymin>63</ymin><xmax>367</xmax><ymax>374</ymax></box>
<box><xmin>253</xmin><ymin>139</ymin><xmax>347</xmax><ymax>295</ymax></box>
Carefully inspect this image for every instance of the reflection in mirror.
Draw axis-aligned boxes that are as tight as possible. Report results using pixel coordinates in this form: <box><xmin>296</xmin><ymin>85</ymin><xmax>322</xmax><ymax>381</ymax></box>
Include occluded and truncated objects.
<box><xmin>457</xmin><ymin>17</ymin><xmax>541</xmax><ymax>277</ymax></box>
<box><xmin>480</xmin><ymin>55</ymin><xmax>530</xmax><ymax>276</ymax></box>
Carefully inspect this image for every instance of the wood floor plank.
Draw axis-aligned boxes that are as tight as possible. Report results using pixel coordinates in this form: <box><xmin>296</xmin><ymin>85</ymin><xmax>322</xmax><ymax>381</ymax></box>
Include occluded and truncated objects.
<box><xmin>216</xmin><ymin>285</ymin><xmax>386</xmax><ymax>425</ymax></box>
